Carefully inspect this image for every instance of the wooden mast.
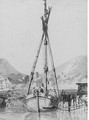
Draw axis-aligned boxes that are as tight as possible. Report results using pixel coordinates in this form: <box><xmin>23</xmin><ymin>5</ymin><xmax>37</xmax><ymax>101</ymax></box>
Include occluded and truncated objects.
<box><xmin>43</xmin><ymin>0</ymin><xmax>48</xmax><ymax>93</ymax></box>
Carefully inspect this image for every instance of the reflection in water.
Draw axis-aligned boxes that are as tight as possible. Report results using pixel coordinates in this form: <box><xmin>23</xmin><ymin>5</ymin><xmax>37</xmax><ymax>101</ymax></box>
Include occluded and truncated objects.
<box><xmin>0</xmin><ymin>111</ymin><xmax>57</xmax><ymax>120</ymax></box>
<box><xmin>24</xmin><ymin>112</ymin><xmax>57</xmax><ymax>120</ymax></box>
<box><xmin>57</xmin><ymin>104</ymin><xmax>87</xmax><ymax>120</ymax></box>
<box><xmin>0</xmin><ymin>104</ymin><xmax>87</xmax><ymax>120</ymax></box>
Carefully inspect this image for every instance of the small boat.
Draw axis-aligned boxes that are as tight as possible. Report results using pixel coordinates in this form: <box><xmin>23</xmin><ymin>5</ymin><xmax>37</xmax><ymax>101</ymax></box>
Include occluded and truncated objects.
<box><xmin>5</xmin><ymin>97</ymin><xmax>27</xmax><ymax>112</ymax></box>
<box><xmin>26</xmin><ymin>0</ymin><xmax>59</xmax><ymax>112</ymax></box>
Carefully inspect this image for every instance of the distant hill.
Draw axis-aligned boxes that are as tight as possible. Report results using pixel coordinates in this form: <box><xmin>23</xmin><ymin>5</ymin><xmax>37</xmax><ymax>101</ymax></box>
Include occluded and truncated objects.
<box><xmin>0</xmin><ymin>59</ymin><xmax>18</xmax><ymax>75</ymax></box>
<box><xmin>48</xmin><ymin>55</ymin><xmax>87</xmax><ymax>84</ymax></box>
<box><xmin>57</xmin><ymin>56</ymin><xmax>87</xmax><ymax>76</ymax></box>
<box><xmin>0</xmin><ymin>58</ymin><xmax>28</xmax><ymax>84</ymax></box>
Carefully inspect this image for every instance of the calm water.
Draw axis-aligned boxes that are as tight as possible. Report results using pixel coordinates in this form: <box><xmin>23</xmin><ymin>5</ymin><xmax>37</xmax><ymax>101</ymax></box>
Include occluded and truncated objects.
<box><xmin>0</xmin><ymin>105</ymin><xmax>87</xmax><ymax>120</ymax></box>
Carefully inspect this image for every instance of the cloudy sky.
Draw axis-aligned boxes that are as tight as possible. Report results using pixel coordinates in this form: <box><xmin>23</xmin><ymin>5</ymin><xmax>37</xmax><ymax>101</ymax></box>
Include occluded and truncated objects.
<box><xmin>0</xmin><ymin>0</ymin><xmax>87</xmax><ymax>74</ymax></box>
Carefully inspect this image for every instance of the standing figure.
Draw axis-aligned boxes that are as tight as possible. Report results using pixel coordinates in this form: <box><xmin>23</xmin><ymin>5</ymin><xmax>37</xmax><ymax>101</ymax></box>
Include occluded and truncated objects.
<box><xmin>68</xmin><ymin>95</ymin><xmax>72</xmax><ymax>112</ymax></box>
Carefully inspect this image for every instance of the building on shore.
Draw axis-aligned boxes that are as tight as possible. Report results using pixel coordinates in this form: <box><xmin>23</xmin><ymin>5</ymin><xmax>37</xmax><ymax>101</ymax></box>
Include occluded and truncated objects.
<box><xmin>76</xmin><ymin>77</ymin><xmax>87</xmax><ymax>95</ymax></box>
<box><xmin>0</xmin><ymin>74</ymin><xmax>12</xmax><ymax>91</ymax></box>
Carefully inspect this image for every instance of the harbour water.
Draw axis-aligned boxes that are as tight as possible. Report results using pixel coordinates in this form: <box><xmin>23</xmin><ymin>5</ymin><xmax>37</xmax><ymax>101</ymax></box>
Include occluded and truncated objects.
<box><xmin>0</xmin><ymin>104</ymin><xmax>87</xmax><ymax>120</ymax></box>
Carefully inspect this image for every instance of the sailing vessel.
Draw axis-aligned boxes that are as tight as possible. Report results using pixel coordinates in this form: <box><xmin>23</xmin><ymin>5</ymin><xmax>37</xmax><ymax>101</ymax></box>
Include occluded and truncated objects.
<box><xmin>26</xmin><ymin>0</ymin><xmax>59</xmax><ymax>112</ymax></box>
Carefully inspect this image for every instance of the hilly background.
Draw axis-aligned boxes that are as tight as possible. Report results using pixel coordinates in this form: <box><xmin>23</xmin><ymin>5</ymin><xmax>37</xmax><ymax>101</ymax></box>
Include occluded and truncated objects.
<box><xmin>48</xmin><ymin>55</ymin><xmax>87</xmax><ymax>85</ymax></box>
<box><xmin>0</xmin><ymin>59</ymin><xmax>27</xmax><ymax>84</ymax></box>
<box><xmin>0</xmin><ymin>55</ymin><xmax>87</xmax><ymax>85</ymax></box>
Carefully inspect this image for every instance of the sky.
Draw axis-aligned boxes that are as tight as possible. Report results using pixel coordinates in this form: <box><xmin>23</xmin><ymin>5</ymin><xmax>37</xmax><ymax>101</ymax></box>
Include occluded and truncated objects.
<box><xmin>0</xmin><ymin>0</ymin><xmax>87</xmax><ymax>74</ymax></box>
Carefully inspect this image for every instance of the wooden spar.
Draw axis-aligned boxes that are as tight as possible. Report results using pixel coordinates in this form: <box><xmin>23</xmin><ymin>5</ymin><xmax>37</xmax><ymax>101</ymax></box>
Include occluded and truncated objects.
<box><xmin>27</xmin><ymin>33</ymin><xmax>44</xmax><ymax>95</ymax></box>
<box><xmin>44</xmin><ymin>36</ymin><xmax>48</xmax><ymax>92</ymax></box>
<box><xmin>44</xmin><ymin>0</ymin><xmax>47</xmax><ymax>16</ymax></box>
<box><xmin>46</xmin><ymin>33</ymin><xmax>59</xmax><ymax>97</ymax></box>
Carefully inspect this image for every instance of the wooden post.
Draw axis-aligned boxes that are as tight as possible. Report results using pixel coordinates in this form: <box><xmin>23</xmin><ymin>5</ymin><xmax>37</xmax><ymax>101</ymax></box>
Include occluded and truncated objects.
<box><xmin>37</xmin><ymin>90</ymin><xmax>40</xmax><ymax>113</ymax></box>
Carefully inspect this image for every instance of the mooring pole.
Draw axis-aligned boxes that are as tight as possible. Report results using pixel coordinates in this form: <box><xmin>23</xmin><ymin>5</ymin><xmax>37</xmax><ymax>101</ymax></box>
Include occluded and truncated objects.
<box><xmin>37</xmin><ymin>90</ymin><xmax>40</xmax><ymax>113</ymax></box>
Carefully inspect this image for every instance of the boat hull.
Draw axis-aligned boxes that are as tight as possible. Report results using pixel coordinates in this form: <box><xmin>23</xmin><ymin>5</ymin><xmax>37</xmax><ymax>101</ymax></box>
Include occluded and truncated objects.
<box><xmin>26</xmin><ymin>95</ymin><xmax>54</xmax><ymax>112</ymax></box>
